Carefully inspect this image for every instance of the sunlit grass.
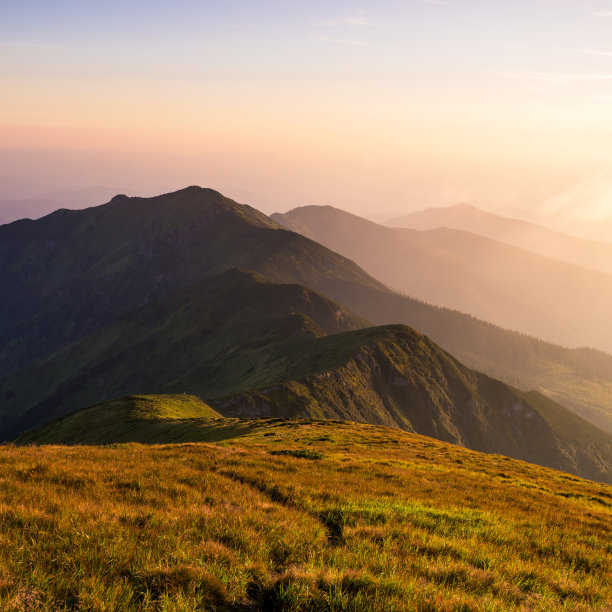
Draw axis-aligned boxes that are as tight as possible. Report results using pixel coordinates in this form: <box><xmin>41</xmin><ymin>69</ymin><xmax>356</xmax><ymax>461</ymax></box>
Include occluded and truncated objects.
<box><xmin>1</xmin><ymin>420</ymin><xmax>610</xmax><ymax>610</ymax></box>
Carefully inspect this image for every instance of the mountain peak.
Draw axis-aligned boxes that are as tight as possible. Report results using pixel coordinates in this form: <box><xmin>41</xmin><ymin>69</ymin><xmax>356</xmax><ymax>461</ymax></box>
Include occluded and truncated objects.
<box><xmin>109</xmin><ymin>186</ymin><xmax>223</xmax><ymax>205</ymax></box>
<box><xmin>272</xmin><ymin>205</ymin><xmax>380</xmax><ymax>236</ymax></box>
<box><xmin>173</xmin><ymin>185</ymin><xmax>221</xmax><ymax>197</ymax></box>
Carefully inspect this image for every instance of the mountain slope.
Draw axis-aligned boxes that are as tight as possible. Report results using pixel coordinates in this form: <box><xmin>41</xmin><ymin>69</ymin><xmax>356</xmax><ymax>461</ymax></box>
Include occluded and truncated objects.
<box><xmin>387</xmin><ymin>202</ymin><xmax>612</xmax><ymax>275</ymax></box>
<box><xmin>0</xmin><ymin>269</ymin><xmax>368</xmax><ymax>438</ymax></box>
<box><xmin>4</xmin><ymin>422</ymin><xmax>610</xmax><ymax>610</ymax></box>
<box><xmin>0</xmin><ymin>186</ymin><xmax>382</xmax><ymax>377</ymax></box>
<box><xmin>273</xmin><ymin>205</ymin><xmax>612</xmax><ymax>353</ymax></box>
<box><xmin>211</xmin><ymin>325</ymin><xmax>612</xmax><ymax>484</ymax></box>
<box><xmin>3</xmin><ymin>272</ymin><xmax>611</xmax><ymax>482</ymax></box>
<box><xmin>16</xmin><ymin>394</ymin><xmax>223</xmax><ymax>445</ymax></box>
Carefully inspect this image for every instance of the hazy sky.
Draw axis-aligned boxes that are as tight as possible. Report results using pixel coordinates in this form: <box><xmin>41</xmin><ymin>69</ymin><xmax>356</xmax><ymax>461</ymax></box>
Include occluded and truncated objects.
<box><xmin>3</xmin><ymin>0</ymin><xmax>612</xmax><ymax>219</ymax></box>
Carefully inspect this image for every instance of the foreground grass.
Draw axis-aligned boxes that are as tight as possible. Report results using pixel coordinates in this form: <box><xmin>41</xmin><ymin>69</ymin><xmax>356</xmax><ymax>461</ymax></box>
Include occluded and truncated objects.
<box><xmin>1</xmin><ymin>420</ymin><xmax>611</xmax><ymax>610</ymax></box>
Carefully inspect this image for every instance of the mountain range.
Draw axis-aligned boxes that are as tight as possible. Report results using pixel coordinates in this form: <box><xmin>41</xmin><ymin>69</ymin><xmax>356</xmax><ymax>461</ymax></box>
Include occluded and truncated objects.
<box><xmin>273</xmin><ymin>205</ymin><xmax>612</xmax><ymax>353</ymax></box>
<box><xmin>387</xmin><ymin>202</ymin><xmax>612</xmax><ymax>276</ymax></box>
<box><xmin>2</xmin><ymin>186</ymin><xmax>612</xmax><ymax>483</ymax></box>
<box><xmin>0</xmin><ymin>187</ymin><xmax>379</xmax><ymax>377</ymax></box>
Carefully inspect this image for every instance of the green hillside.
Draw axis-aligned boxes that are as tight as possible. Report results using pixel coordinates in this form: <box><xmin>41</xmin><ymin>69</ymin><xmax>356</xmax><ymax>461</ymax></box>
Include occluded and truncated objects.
<box><xmin>16</xmin><ymin>394</ymin><xmax>225</xmax><ymax>445</ymax></box>
<box><xmin>3</xmin><ymin>421</ymin><xmax>611</xmax><ymax>610</ymax></box>
<box><xmin>7</xmin><ymin>295</ymin><xmax>612</xmax><ymax>483</ymax></box>
<box><xmin>0</xmin><ymin>269</ymin><xmax>367</xmax><ymax>438</ymax></box>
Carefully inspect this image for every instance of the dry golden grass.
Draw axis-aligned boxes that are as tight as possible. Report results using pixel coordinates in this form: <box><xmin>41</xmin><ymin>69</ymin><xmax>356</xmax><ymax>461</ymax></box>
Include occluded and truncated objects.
<box><xmin>1</xmin><ymin>419</ymin><xmax>610</xmax><ymax>610</ymax></box>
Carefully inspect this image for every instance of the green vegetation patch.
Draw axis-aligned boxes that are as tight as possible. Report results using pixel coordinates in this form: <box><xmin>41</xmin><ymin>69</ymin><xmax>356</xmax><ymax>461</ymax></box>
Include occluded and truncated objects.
<box><xmin>126</xmin><ymin>394</ymin><xmax>222</xmax><ymax>421</ymax></box>
<box><xmin>16</xmin><ymin>395</ymin><xmax>226</xmax><ymax>445</ymax></box>
<box><xmin>269</xmin><ymin>449</ymin><xmax>324</xmax><ymax>460</ymax></box>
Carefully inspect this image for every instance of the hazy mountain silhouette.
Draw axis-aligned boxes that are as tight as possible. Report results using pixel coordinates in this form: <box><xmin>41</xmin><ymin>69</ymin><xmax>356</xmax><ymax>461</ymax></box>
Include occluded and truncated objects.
<box><xmin>388</xmin><ymin>203</ymin><xmax>612</xmax><ymax>276</ymax></box>
<box><xmin>273</xmin><ymin>204</ymin><xmax>612</xmax><ymax>354</ymax></box>
<box><xmin>272</xmin><ymin>205</ymin><xmax>612</xmax><ymax>432</ymax></box>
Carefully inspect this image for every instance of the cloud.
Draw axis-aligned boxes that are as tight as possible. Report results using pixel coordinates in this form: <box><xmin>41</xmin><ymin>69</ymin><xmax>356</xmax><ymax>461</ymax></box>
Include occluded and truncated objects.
<box><xmin>317</xmin><ymin>9</ymin><xmax>383</xmax><ymax>28</ymax></box>
<box><xmin>593</xmin><ymin>11</ymin><xmax>612</xmax><ymax>17</ymax></box>
<box><xmin>421</xmin><ymin>0</ymin><xmax>447</xmax><ymax>5</ymax></box>
<box><xmin>542</xmin><ymin>173</ymin><xmax>612</xmax><ymax>221</ymax></box>
<box><xmin>311</xmin><ymin>34</ymin><xmax>373</xmax><ymax>47</ymax></box>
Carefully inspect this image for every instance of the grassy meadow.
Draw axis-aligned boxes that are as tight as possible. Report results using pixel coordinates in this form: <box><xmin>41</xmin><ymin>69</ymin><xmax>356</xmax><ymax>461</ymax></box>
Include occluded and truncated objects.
<box><xmin>1</xmin><ymin>419</ymin><xmax>611</xmax><ymax>610</ymax></box>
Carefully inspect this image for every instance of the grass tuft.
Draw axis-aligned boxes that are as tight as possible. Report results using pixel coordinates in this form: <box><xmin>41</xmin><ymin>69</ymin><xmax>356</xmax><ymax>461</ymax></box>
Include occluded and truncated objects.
<box><xmin>270</xmin><ymin>449</ymin><xmax>324</xmax><ymax>460</ymax></box>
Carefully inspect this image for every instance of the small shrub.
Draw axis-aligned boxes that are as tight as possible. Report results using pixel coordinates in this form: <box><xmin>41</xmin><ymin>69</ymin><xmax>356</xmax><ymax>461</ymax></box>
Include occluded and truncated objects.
<box><xmin>270</xmin><ymin>449</ymin><xmax>324</xmax><ymax>460</ymax></box>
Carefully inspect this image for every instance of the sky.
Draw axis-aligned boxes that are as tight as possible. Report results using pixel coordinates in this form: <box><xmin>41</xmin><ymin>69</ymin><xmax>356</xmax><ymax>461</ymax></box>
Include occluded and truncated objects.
<box><xmin>2</xmin><ymin>0</ymin><xmax>612</xmax><ymax>223</ymax></box>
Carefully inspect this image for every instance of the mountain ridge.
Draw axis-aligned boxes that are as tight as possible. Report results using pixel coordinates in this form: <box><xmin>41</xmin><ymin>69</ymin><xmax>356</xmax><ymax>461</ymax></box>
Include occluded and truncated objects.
<box><xmin>16</xmin><ymin>385</ymin><xmax>612</xmax><ymax>486</ymax></box>
<box><xmin>386</xmin><ymin>202</ymin><xmax>612</xmax><ymax>275</ymax></box>
<box><xmin>0</xmin><ymin>268</ymin><xmax>368</xmax><ymax>438</ymax></box>
<box><xmin>0</xmin><ymin>187</ymin><xmax>382</xmax><ymax>377</ymax></box>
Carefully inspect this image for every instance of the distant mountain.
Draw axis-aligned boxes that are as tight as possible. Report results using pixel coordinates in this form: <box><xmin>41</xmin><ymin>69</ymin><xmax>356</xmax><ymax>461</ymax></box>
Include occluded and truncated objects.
<box><xmin>387</xmin><ymin>203</ymin><xmax>612</xmax><ymax>276</ymax></box>
<box><xmin>274</xmin><ymin>205</ymin><xmax>612</xmax><ymax>353</ymax></box>
<box><xmin>272</xmin><ymin>205</ymin><xmax>612</xmax><ymax>432</ymax></box>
